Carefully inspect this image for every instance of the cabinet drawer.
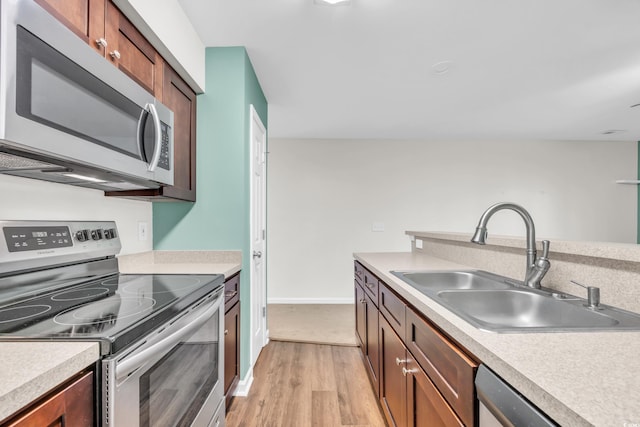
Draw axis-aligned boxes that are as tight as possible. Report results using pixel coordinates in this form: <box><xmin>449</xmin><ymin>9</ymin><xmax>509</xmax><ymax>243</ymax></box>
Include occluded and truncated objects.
<box><xmin>224</xmin><ymin>273</ymin><xmax>240</xmax><ymax>309</ymax></box>
<box><xmin>354</xmin><ymin>261</ymin><xmax>364</xmax><ymax>286</ymax></box>
<box><xmin>363</xmin><ymin>269</ymin><xmax>379</xmax><ymax>306</ymax></box>
<box><xmin>406</xmin><ymin>308</ymin><xmax>477</xmax><ymax>427</ymax></box>
<box><xmin>379</xmin><ymin>283</ymin><xmax>406</xmax><ymax>342</ymax></box>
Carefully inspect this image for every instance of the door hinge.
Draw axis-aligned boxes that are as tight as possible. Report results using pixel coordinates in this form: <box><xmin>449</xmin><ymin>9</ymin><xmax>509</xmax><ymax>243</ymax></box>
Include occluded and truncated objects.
<box><xmin>262</xmin><ymin>306</ymin><xmax>266</xmax><ymax>317</ymax></box>
<box><xmin>262</xmin><ymin>229</ymin><xmax>266</xmax><ymax>240</ymax></box>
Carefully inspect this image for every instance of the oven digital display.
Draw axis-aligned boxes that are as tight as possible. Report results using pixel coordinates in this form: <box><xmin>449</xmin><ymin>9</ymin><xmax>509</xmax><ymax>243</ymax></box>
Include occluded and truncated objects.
<box><xmin>3</xmin><ymin>226</ymin><xmax>72</xmax><ymax>252</ymax></box>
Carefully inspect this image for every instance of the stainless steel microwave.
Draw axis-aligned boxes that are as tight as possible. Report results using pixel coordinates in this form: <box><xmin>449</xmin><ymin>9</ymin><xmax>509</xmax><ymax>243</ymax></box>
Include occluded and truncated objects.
<box><xmin>0</xmin><ymin>0</ymin><xmax>174</xmax><ymax>191</ymax></box>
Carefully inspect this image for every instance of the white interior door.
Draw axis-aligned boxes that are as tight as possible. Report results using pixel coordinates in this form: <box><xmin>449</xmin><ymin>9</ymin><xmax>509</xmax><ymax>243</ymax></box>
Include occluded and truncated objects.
<box><xmin>250</xmin><ymin>104</ymin><xmax>267</xmax><ymax>367</ymax></box>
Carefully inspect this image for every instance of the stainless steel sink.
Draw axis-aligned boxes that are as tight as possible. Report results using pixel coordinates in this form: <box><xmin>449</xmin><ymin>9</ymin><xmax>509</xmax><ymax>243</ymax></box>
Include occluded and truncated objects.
<box><xmin>392</xmin><ymin>270</ymin><xmax>640</xmax><ymax>332</ymax></box>
<box><xmin>391</xmin><ymin>270</ymin><xmax>512</xmax><ymax>291</ymax></box>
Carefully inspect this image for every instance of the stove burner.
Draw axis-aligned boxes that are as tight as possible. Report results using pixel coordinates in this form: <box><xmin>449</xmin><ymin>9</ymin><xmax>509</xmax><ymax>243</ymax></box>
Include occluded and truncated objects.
<box><xmin>54</xmin><ymin>297</ymin><xmax>156</xmax><ymax>326</ymax></box>
<box><xmin>122</xmin><ymin>278</ymin><xmax>203</xmax><ymax>294</ymax></box>
<box><xmin>51</xmin><ymin>287</ymin><xmax>110</xmax><ymax>301</ymax></box>
<box><xmin>0</xmin><ymin>305</ymin><xmax>52</xmax><ymax>324</ymax></box>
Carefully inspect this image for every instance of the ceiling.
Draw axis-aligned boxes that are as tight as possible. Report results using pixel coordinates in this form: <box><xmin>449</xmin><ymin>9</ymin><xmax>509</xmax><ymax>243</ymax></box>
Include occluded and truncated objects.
<box><xmin>178</xmin><ymin>0</ymin><xmax>640</xmax><ymax>142</ymax></box>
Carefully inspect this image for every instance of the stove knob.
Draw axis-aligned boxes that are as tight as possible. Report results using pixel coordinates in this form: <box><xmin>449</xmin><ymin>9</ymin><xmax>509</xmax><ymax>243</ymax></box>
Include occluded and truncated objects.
<box><xmin>91</xmin><ymin>229</ymin><xmax>103</xmax><ymax>240</ymax></box>
<box><xmin>75</xmin><ymin>229</ymin><xmax>89</xmax><ymax>242</ymax></box>
<box><xmin>104</xmin><ymin>228</ymin><xmax>117</xmax><ymax>239</ymax></box>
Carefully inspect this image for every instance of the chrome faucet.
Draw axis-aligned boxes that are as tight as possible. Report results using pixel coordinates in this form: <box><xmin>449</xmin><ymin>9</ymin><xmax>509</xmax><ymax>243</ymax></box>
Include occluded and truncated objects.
<box><xmin>471</xmin><ymin>202</ymin><xmax>551</xmax><ymax>289</ymax></box>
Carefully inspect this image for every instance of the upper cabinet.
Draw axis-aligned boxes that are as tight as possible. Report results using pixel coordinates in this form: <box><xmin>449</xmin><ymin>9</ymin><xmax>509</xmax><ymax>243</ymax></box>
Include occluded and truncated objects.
<box><xmin>35</xmin><ymin>0</ymin><xmax>197</xmax><ymax>202</ymax></box>
<box><xmin>105</xmin><ymin>1</ymin><xmax>162</xmax><ymax>96</ymax></box>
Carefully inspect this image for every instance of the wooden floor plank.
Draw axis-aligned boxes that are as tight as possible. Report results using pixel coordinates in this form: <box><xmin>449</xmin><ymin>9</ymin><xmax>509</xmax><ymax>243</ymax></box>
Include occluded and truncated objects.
<box><xmin>333</xmin><ymin>345</ymin><xmax>387</xmax><ymax>426</ymax></box>
<box><xmin>226</xmin><ymin>341</ymin><xmax>386</xmax><ymax>427</ymax></box>
<box><xmin>312</xmin><ymin>390</ymin><xmax>342</xmax><ymax>427</ymax></box>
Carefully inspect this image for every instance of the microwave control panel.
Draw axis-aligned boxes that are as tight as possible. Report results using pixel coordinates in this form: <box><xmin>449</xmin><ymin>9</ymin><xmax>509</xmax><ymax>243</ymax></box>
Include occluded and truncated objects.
<box><xmin>158</xmin><ymin>123</ymin><xmax>170</xmax><ymax>171</ymax></box>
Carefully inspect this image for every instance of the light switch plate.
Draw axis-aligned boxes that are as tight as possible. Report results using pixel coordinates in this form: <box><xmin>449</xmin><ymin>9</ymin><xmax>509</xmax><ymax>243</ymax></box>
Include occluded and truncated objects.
<box><xmin>372</xmin><ymin>222</ymin><xmax>385</xmax><ymax>232</ymax></box>
<box><xmin>138</xmin><ymin>222</ymin><xmax>148</xmax><ymax>241</ymax></box>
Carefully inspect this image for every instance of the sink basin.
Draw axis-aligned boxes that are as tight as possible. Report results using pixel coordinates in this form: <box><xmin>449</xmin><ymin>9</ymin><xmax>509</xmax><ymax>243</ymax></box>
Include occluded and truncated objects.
<box><xmin>391</xmin><ymin>270</ymin><xmax>512</xmax><ymax>292</ymax></box>
<box><xmin>437</xmin><ymin>289</ymin><xmax>619</xmax><ymax>331</ymax></box>
<box><xmin>392</xmin><ymin>270</ymin><xmax>640</xmax><ymax>332</ymax></box>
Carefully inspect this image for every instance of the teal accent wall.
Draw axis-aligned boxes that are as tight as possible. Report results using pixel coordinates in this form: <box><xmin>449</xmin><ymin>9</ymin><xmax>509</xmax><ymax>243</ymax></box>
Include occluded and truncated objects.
<box><xmin>153</xmin><ymin>47</ymin><xmax>267</xmax><ymax>379</ymax></box>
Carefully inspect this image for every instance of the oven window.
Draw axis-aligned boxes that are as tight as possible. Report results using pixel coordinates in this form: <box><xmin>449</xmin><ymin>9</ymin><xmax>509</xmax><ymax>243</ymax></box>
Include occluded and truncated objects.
<box><xmin>139</xmin><ymin>310</ymin><xmax>220</xmax><ymax>427</ymax></box>
<box><xmin>15</xmin><ymin>26</ymin><xmax>144</xmax><ymax>159</ymax></box>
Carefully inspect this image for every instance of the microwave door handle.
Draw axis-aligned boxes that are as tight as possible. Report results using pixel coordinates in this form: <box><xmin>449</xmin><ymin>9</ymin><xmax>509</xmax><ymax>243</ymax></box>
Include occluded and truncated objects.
<box><xmin>146</xmin><ymin>103</ymin><xmax>162</xmax><ymax>172</ymax></box>
<box><xmin>115</xmin><ymin>293</ymin><xmax>223</xmax><ymax>381</ymax></box>
<box><xmin>136</xmin><ymin>106</ymin><xmax>148</xmax><ymax>161</ymax></box>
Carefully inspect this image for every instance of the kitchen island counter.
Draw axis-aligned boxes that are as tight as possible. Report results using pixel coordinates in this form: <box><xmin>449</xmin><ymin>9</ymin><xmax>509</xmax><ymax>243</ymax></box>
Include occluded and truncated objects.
<box><xmin>354</xmin><ymin>250</ymin><xmax>640</xmax><ymax>427</ymax></box>
<box><xmin>0</xmin><ymin>341</ymin><xmax>100</xmax><ymax>422</ymax></box>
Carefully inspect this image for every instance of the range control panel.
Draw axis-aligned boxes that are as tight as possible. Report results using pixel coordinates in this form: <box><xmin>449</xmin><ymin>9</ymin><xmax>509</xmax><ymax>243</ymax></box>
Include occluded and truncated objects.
<box><xmin>3</xmin><ymin>226</ymin><xmax>73</xmax><ymax>252</ymax></box>
<box><xmin>0</xmin><ymin>221</ymin><xmax>122</xmax><ymax>275</ymax></box>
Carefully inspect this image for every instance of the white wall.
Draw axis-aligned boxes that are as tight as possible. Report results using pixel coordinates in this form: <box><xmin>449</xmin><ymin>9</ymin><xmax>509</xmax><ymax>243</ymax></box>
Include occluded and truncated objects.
<box><xmin>0</xmin><ymin>175</ymin><xmax>152</xmax><ymax>255</ymax></box>
<box><xmin>267</xmin><ymin>139</ymin><xmax>637</xmax><ymax>303</ymax></box>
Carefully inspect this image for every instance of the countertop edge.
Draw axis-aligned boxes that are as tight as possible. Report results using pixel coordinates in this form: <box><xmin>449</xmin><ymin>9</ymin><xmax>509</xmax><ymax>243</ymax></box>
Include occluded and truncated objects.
<box><xmin>0</xmin><ymin>342</ymin><xmax>100</xmax><ymax>422</ymax></box>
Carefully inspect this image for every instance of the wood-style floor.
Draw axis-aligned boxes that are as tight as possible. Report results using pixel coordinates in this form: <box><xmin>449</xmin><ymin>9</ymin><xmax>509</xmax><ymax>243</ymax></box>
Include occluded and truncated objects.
<box><xmin>225</xmin><ymin>341</ymin><xmax>386</xmax><ymax>427</ymax></box>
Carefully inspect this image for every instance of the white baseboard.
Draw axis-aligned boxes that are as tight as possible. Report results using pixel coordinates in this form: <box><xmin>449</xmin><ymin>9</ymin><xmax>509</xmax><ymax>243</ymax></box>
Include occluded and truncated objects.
<box><xmin>233</xmin><ymin>368</ymin><xmax>254</xmax><ymax>397</ymax></box>
<box><xmin>267</xmin><ymin>297</ymin><xmax>354</xmax><ymax>304</ymax></box>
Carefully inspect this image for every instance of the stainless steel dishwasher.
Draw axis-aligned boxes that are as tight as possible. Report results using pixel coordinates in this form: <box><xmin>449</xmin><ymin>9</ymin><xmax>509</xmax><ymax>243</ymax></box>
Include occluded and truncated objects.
<box><xmin>475</xmin><ymin>365</ymin><xmax>558</xmax><ymax>427</ymax></box>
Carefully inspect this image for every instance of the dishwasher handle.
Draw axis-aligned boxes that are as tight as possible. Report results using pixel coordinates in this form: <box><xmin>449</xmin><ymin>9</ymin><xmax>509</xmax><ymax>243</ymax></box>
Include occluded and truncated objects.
<box><xmin>475</xmin><ymin>365</ymin><xmax>557</xmax><ymax>427</ymax></box>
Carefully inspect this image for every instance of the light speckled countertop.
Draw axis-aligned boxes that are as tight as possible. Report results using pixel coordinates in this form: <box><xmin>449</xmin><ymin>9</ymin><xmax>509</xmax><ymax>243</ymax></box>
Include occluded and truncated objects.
<box><xmin>354</xmin><ymin>251</ymin><xmax>640</xmax><ymax>427</ymax></box>
<box><xmin>117</xmin><ymin>250</ymin><xmax>242</xmax><ymax>277</ymax></box>
<box><xmin>0</xmin><ymin>342</ymin><xmax>100</xmax><ymax>422</ymax></box>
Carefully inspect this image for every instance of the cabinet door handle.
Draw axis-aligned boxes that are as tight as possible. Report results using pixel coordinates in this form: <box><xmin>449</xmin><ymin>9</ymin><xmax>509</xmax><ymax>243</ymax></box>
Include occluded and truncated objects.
<box><xmin>224</xmin><ymin>329</ymin><xmax>229</xmax><ymax>335</ymax></box>
<box><xmin>95</xmin><ymin>37</ymin><xmax>108</xmax><ymax>48</ymax></box>
<box><xmin>359</xmin><ymin>298</ymin><xmax>366</xmax><ymax>304</ymax></box>
<box><xmin>402</xmin><ymin>367</ymin><xmax>417</xmax><ymax>377</ymax></box>
<box><xmin>365</xmin><ymin>282</ymin><xmax>374</xmax><ymax>289</ymax></box>
<box><xmin>395</xmin><ymin>357</ymin><xmax>407</xmax><ymax>366</ymax></box>
<box><xmin>110</xmin><ymin>50</ymin><xmax>121</xmax><ymax>60</ymax></box>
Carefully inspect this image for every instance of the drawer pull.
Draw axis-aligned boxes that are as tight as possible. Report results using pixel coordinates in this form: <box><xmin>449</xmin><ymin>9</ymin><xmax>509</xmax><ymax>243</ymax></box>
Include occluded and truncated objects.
<box><xmin>395</xmin><ymin>357</ymin><xmax>407</xmax><ymax>366</ymax></box>
<box><xmin>402</xmin><ymin>367</ymin><xmax>417</xmax><ymax>377</ymax></box>
<box><xmin>95</xmin><ymin>37</ymin><xmax>108</xmax><ymax>48</ymax></box>
<box><xmin>359</xmin><ymin>298</ymin><xmax>366</xmax><ymax>304</ymax></box>
<box><xmin>110</xmin><ymin>50</ymin><xmax>121</xmax><ymax>60</ymax></box>
<box><xmin>225</xmin><ymin>290</ymin><xmax>238</xmax><ymax>298</ymax></box>
<box><xmin>224</xmin><ymin>329</ymin><xmax>229</xmax><ymax>335</ymax></box>
<box><xmin>366</xmin><ymin>283</ymin><xmax>374</xmax><ymax>289</ymax></box>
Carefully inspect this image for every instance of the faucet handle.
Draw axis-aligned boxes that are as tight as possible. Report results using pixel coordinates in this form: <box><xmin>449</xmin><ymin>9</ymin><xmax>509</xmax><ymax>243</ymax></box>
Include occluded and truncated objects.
<box><xmin>540</xmin><ymin>240</ymin><xmax>550</xmax><ymax>259</ymax></box>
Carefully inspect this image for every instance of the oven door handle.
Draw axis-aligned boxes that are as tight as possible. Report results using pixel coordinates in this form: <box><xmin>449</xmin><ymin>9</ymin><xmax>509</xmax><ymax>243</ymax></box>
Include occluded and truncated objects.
<box><xmin>115</xmin><ymin>293</ymin><xmax>222</xmax><ymax>380</ymax></box>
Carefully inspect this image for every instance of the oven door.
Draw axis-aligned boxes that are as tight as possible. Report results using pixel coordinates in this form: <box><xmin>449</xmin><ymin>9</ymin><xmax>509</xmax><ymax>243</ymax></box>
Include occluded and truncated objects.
<box><xmin>102</xmin><ymin>289</ymin><xmax>225</xmax><ymax>427</ymax></box>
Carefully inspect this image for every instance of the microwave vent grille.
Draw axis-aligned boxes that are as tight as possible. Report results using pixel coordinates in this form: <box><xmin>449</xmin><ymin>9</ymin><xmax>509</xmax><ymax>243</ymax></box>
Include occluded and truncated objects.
<box><xmin>0</xmin><ymin>152</ymin><xmax>61</xmax><ymax>171</ymax></box>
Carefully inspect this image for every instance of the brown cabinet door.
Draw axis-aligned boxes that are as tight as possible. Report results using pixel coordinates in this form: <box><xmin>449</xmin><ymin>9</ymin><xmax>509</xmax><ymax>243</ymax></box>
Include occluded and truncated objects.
<box><xmin>105</xmin><ymin>1</ymin><xmax>161</xmax><ymax>95</ymax></box>
<box><xmin>355</xmin><ymin>283</ymin><xmax>367</xmax><ymax>349</ymax></box>
<box><xmin>379</xmin><ymin>314</ymin><xmax>407</xmax><ymax>427</ymax></box>
<box><xmin>406</xmin><ymin>308</ymin><xmax>477</xmax><ymax>426</ymax></box>
<box><xmin>160</xmin><ymin>63</ymin><xmax>197</xmax><ymax>199</ymax></box>
<box><xmin>6</xmin><ymin>371</ymin><xmax>94</xmax><ymax>427</ymax></box>
<box><xmin>224</xmin><ymin>301</ymin><xmax>241</xmax><ymax>407</ymax></box>
<box><xmin>364</xmin><ymin>292</ymin><xmax>380</xmax><ymax>392</ymax></box>
<box><xmin>407</xmin><ymin>360</ymin><xmax>464</xmax><ymax>427</ymax></box>
<box><xmin>35</xmin><ymin>0</ymin><xmax>106</xmax><ymax>55</ymax></box>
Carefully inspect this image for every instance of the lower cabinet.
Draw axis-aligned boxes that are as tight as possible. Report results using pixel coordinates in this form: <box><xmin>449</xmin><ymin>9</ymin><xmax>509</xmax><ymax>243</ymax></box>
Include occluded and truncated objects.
<box><xmin>355</xmin><ymin>281</ymin><xmax>380</xmax><ymax>393</ymax></box>
<box><xmin>224</xmin><ymin>272</ymin><xmax>241</xmax><ymax>408</ymax></box>
<box><xmin>4</xmin><ymin>370</ymin><xmax>94</xmax><ymax>427</ymax></box>
<box><xmin>355</xmin><ymin>261</ymin><xmax>478</xmax><ymax>427</ymax></box>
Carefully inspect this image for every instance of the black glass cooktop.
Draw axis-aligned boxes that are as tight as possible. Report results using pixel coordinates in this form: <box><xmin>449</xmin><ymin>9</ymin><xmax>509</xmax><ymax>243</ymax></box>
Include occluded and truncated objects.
<box><xmin>0</xmin><ymin>273</ymin><xmax>224</xmax><ymax>354</ymax></box>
